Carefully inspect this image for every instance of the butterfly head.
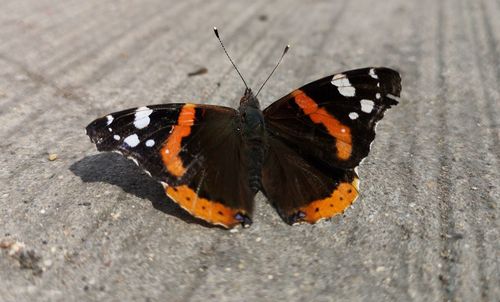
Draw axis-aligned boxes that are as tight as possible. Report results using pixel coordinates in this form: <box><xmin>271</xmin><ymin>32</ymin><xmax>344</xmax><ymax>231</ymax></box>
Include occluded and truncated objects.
<box><xmin>239</xmin><ymin>88</ymin><xmax>265</xmax><ymax>144</ymax></box>
<box><xmin>240</xmin><ymin>88</ymin><xmax>260</xmax><ymax>109</ymax></box>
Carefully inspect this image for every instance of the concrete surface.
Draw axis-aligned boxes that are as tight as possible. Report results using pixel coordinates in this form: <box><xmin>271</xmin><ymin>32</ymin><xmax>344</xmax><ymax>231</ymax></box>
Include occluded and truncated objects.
<box><xmin>0</xmin><ymin>0</ymin><xmax>499</xmax><ymax>301</ymax></box>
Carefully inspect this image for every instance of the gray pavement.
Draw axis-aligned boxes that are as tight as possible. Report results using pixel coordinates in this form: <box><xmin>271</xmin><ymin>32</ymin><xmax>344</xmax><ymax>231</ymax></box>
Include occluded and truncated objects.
<box><xmin>0</xmin><ymin>0</ymin><xmax>499</xmax><ymax>301</ymax></box>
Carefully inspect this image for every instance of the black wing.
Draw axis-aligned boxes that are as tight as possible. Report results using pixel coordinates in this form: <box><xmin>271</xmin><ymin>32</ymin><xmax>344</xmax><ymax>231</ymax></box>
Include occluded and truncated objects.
<box><xmin>264</xmin><ymin>67</ymin><xmax>401</xmax><ymax>169</ymax></box>
<box><xmin>86</xmin><ymin>104</ymin><xmax>253</xmax><ymax>228</ymax></box>
<box><xmin>262</xmin><ymin>67</ymin><xmax>401</xmax><ymax>224</ymax></box>
<box><xmin>262</xmin><ymin>136</ymin><xmax>360</xmax><ymax>224</ymax></box>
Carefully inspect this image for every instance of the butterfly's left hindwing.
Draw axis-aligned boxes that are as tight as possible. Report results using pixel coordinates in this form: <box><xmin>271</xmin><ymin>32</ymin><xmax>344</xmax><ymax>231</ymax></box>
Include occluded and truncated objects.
<box><xmin>262</xmin><ymin>136</ymin><xmax>360</xmax><ymax>225</ymax></box>
<box><xmin>86</xmin><ymin>104</ymin><xmax>254</xmax><ymax>228</ymax></box>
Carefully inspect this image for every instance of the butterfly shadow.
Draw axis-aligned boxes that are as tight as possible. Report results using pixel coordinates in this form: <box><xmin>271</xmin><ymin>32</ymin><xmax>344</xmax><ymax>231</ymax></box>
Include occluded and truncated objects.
<box><xmin>70</xmin><ymin>153</ymin><xmax>218</xmax><ymax>229</ymax></box>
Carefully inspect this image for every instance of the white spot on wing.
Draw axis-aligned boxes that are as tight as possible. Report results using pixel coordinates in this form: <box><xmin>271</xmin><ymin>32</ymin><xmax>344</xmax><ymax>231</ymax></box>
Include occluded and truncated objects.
<box><xmin>145</xmin><ymin>139</ymin><xmax>155</xmax><ymax>147</ymax></box>
<box><xmin>124</xmin><ymin>134</ymin><xmax>140</xmax><ymax>147</ymax></box>
<box><xmin>165</xmin><ymin>149</ymin><xmax>170</xmax><ymax>154</ymax></box>
<box><xmin>113</xmin><ymin>135</ymin><xmax>120</xmax><ymax>140</ymax></box>
<box><xmin>331</xmin><ymin>74</ymin><xmax>355</xmax><ymax>97</ymax></box>
<box><xmin>331</xmin><ymin>74</ymin><xmax>350</xmax><ymax>86</ymax></box>
<box><xmin>338</xmin><ymin>86</ymin><xmax>356</xmax><ymax>97</ymax></box>
<box><xmin>134</xmin><ymin>106</ymin><xmax>153</xmax><ymax>129</ymax></box>
<box><xmin>349</xmin><ymin>112</ymin><xmax>359</xmax><ymax>120</ymax></box>
<box><xmin>106</xmin><ymin>115</ymin><xmax>114</xmax><ymax>125</ymax></box>
<box><xmin>360</xmin><ymin>99</ymin><xmax>374</xmax><ymax>113</ymax></box>
<box><xmin>376</xmin><ymin>93</ymin><xmax>381</xmax><ymax>99</ymax></box>
<box><xmin>369</xmin><ymin>68</ymin><xmax>379</xmax><ymax>79</ymax></box>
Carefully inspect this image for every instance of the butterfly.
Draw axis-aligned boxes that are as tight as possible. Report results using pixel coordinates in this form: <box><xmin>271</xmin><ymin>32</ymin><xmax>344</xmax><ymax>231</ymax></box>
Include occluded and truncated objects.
<box><xmin>86</xmin><ymin>28</ymin><xmax>402</xmax><ymax>229</ymax></box>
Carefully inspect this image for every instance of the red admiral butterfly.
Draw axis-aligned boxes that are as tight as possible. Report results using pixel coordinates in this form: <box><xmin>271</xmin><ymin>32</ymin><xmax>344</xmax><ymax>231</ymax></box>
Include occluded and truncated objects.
<box><xmin>86</xmin><ymin>28</ymin><xmax>402</xmax><ymax>228</ymax></box>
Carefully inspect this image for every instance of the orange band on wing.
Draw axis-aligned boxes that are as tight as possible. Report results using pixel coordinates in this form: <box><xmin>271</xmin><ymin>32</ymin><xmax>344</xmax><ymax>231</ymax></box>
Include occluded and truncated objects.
<box><xmin>161</xmin><ymin>104</ymin><xmax>196</xmax><ymax>177</ymax></box>
<box><xmin>298</xmin><ymin>178</ymin><xmax>359</xmax><ymax>224</ymax></box>
<box><xmin>165</xmin><ymin>184</ymin><xmax>243</xmax><ymax>228</ymax></box>
<box><xmin>292</xmin><ymin>90</ymin><xmax>352</xmax><ymax>160</ymax></box>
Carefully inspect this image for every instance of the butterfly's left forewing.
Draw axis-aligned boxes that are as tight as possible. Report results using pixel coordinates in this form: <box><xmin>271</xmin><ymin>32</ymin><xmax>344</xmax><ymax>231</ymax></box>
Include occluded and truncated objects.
<box><xmin>86</xmin><ymin>104</ymin><xmax>254</xmax><ymax>228</ymax></box>
<box><xmin>264</xmin><ymin>67</ymin><xmax>401</xmax><ymax>169</ymax></box>
<box><xmin>262</xmin><ymin>67</ymin><xmax>401</xmax><ymax>224</ymax></box>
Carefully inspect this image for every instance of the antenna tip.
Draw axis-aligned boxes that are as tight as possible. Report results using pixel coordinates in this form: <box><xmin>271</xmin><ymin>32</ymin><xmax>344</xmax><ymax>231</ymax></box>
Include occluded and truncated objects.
<box><xmin>284</xmin><ymin>44</ymin><xmax>290</xmax><ymax>53</ymax></box>
<box><xmin>213</xmin><ymin>27</ymin><xmax>219</xmax><ymax>38</ymax></box>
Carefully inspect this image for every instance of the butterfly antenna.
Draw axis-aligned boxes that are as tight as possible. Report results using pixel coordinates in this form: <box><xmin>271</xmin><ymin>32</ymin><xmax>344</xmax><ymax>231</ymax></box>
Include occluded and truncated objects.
<box><xmin>213</xmin><ymin>27</ymin><xmax>248</xmax><ymax>89</ymax></box>
<box><xmin>255</xmin><ymin>44</ymin><xmax>290</xmax><ymax>97</ymax></box>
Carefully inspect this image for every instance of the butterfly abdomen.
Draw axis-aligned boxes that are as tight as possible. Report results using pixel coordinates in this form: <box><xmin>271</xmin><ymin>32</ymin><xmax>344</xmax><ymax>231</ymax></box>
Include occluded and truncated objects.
<box><xmin>242</xmin><ymin>112</ymin><xmax>267</xmax><ymax>193</ymax></box>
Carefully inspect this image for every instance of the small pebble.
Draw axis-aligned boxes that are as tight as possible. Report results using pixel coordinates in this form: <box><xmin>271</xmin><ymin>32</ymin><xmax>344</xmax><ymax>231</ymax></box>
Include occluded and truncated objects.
<box><xmin>187</xmin><ymin>67</ymin><xmax>208</xmax><ymax>77</ymax></box>
<box><xmin>15</xmin><ymin>74</ymin><xmax>28</xmax><ymax>81</ymax></box>
<box><xmin>43</xmin><ymin>259</ymin><xmax>53</xmax><ymax>267</ymax></box>
<box><xmin>48</xmin><ymin>154</ymin><xmax>58</xmax><ymax>161</ymax></box>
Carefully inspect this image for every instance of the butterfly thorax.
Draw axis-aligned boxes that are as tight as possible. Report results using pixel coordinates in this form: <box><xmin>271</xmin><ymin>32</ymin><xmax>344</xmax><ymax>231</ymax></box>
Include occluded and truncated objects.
<box><xmin>238</xmin><ymin>88</ymin><xmax>267</xmax><ymax>193</ymax></box>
